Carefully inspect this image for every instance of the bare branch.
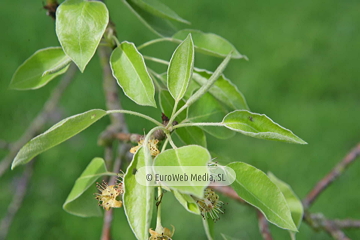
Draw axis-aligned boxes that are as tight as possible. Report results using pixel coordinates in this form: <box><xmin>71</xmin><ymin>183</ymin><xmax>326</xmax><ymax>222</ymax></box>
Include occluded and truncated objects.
<box><xmin>0</xmin><ymin>162</ymin><xmax>34</xmax><ymax>239</ymax></box>
<box><xmin>303</xmin><ymin>143</ymin><xmax>360</xmax><ymax>208</ymax></box>
<box><xmin>209</xmin><ymin>185</ymin><xmax>245</xmax><ymax>204</ymax></box>
<box><xmin>257</xmin><ymin>210</ymin><xmax>273</xmax><ymax>240</ymax></box>
<box><xmin>304</xmin><ymin>212</ymin><xmax>351</xmax><ymax>240</ymax></box>
<box><xmin>333</xmin><ymin>219</ymin><xmax>360</xmax><ymax>229</ymax></box>
<box><xmin>0</xmin><ymin>64</ymin><xmax>77</xmax><ymax>178</ymax></box>
<box><xmin>98</xmin><ymin>29</ymin><xmax>130</xmax><ymax>239</ymax></box>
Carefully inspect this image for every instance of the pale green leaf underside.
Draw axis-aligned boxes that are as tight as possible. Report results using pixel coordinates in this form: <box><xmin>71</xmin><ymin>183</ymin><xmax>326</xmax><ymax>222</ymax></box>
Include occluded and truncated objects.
<box><xmin>63</xmin><ymin>158</ymin><xmax>115</xmax><ymax>217</ymax></box>
<box><xmin>172</xmin><ymin>190</ymin><xmax>200</xmax><ymax>215</ymax></box>
<box><xmin>110</xmin><ymin>42</ymin><xmax>156</xmax><ymax>107</ymax></box>
<box><xmin>123</xmin><ymin>148</ymin><xmax>154</xmax><ymax>240</ymax></box>
<box><xmin>131</xmin><ymin>0</ymin><xmax>190</xmax><ymax>24</ymax></box>
<box><xmin>167</xmin><ymin>34</ymin><xmax>194</xmax><ymax>101</ymax></box>
<box><xmin>10</xmin><ymin>47</ymin><xmax>70</xmax><ymax>90</ymax></box>
<box><xmin>159</xmin><ymin>89</ymin><xmax>206</xmax><ymax>146</ymax></box>
<box><xmin>56</xmin><ymin>0</ymin><xmax>109</xmax><ymax>72</ymax></box>
<box><xmin>175</xmin><ymin>126</ymin><xmax>207</xmax><ymax>148</ymax></box>
<box><xmin>154</xmin><ymin>145</ymin><xmax>210</xmax><ymax>198</ymax></box>
<box><xmin>227</xmin><ymin>162</ymin><xmax>297</xmax><ymax>231</ymax></box>
<box><xmin>188</xmin><ymin>93</ymin><xmax>235</xmax><ymax>139</ymax></box>
<box><xmin>223</xmin><ymin>110</ymin><xmax>307</xmax><ymax>144</ymax></box>
<box><xmin>122</xmin><ymin>0</ymin><xmax>176</xmax><ymax>37</ymax></box>
<box><xmin>159</xmin><ymin>90</ymin><xmax>186</xmax><ymax>120</ymax></box>
<box><xmin>173</xmin><ymin>29</ymin><xmax>246</xmax><ymax>59</ymax></box>
<box><xmin>193</xmin><ymin>69</ymin><xmax>249</xmax><ymax>110</ymax></box>
<box><xmin>11</xmin><ymin>109</ymin><xmax>107</xmax><ymax>169</ymax></box>
<box><xmin>268</xmin><ymin>172</ymin><xmax>304</xmax><ymax>229</ymax></box>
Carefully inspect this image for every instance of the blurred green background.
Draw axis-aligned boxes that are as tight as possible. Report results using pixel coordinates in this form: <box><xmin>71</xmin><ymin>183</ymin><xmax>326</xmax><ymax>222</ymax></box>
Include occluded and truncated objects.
<box><xmin>1</xmin><ymin>0</ymin><xmax>360</xmax><ymax>239</ymax></box>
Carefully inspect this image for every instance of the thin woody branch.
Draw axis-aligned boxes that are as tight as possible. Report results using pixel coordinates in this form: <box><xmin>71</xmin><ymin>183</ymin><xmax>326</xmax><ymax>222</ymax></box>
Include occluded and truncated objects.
<box><xmin>0</xmin><ymin>162</ymin><xmax>34</xmax><ymax>239</ymax></box>
<box><xmin>209</xmin><ymin>185</ymin><xmax>245</xmax><ymax>204</ymax></box>
<box><xmin>304</xmin><ymin>212</ymin><xmax>350</xmax><ymax>240</ymax></box>
<box><xmin>303</xmin><ymin>143</ymin><xmax>360</xmax><ymax>208</ymax></box>
<box><xmin>0</xmin><ymin>64</ymin><xmax>77</xmax><ymax>178</ymax></box>
<box><xmin>98</xmin><ymin>22</ymin><xmax>129</xmax><ymax>240</ymax></box>
<box><xmin>257</xmin><ymin>210</ymin><xmax>273</xmax><ymax>240</ymax></box>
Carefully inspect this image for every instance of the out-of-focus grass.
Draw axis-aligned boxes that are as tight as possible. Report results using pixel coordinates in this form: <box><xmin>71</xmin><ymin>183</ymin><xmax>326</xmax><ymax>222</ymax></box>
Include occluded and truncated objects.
<box><xmin>1</xmin><ymin>0</ymin><xmax>359</xmax><ymax>239</ymax></box>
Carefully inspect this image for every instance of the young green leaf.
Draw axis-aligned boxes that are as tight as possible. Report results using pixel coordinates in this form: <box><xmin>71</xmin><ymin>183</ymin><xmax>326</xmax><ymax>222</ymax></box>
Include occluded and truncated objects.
<box><xmin>153</xmin><ymin>145</ymin><xmax>211</xmax><ymax>198</ymax></box>
<box><xmin>188</xmin><ymin>93</ymin><xmax>235</xmax><ymax>139</ymax></box>
<box><xmin>11</xmin><ymin>109</ymin><xmax>107</xmax><ymax>169</ymax></box>
<box><xmin>175</xmin><ymin>127</ymin><xmax>207</xmax><ymax>147</ymax></box>
<box><xmin>110</xmin><ymin>42</ymin><xmax>156</xmax><ymax>107</ymax></box>
<box><xmin>203</xmin><ymin>217</ymin><xmax>215</xmax><ymax>240</ymax></box>
<box><xmin>172</xmin><ymin>190</ymin><xmax>200</xmax><ymax>215</ymax></box>
<box><xmin>193</xmin><ymin>69</ymin><xmax>249</xmax><ymax>110</ymax></box>
<box><xmin>186</xmin><ymin>53</ymin><xmax>232</xmax><ymax>107</ymax></box>
<box><xmin>56</xmin><ymin>0</ymin><xmax>109</xmax><ymax>72</ymax></box>
<box><xmin>159</xmin><ymin>90</ymin><xmax>186</xmax><ymax>120</ymax></box>
<box><xmin>122</xmin><ymin>0</ymin><xmax>176</xmax><ymax>37</ymax></box>
<box><xmin>268</xmin><ymin>172</ymin><xmax>303</xmax><ymax>229</ymax></box>
<box><xmin>131</xmin><ymin>0</ymin><xmax>190</xmax><ymax>24</ymax></box>
<box><xmin>123</xmin><ymin>148</ymin><xmax>154</xmax><ymax>240</ymax></box>
<box><xmin>227</xmin><ymin>162</ymin><xmax>298</xmax><ymax>231</ymax></box>
<box><xmin>173</xmin><ymin>29</ymin><xmax>247</xmax><ymax>59</ymax></box>
<box><xmin>9</xmin><ymin>47</ymin><xmax>70</xmax><ymax>90</ymax></box>
<box><xmin>63</xmin><ymin>158</ymin><xmax>115</xmax><ymax>217</ymax></box>
<box><xmin>222</xmin><ymin>110</ymin><xmax>307</xmax><ymax>144</ymax></box>
<box><xmin>167</xmin><ymin>34</ymin><xmax>194</xmax><ymax>102</ymax></box>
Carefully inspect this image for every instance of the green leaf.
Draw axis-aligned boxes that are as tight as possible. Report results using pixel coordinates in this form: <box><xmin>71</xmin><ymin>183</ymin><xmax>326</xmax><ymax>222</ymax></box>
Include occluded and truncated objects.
<box><xmin>175</xmin><ymin>127</ymin><xmax>207</xmax><ymax>147</ymax></box>
<box><xmin>203</xmin><ymin>217</ymin><xmax>215</xmax><ymax>240</ymax></box>
<box><xmin>193</xmin><ymin>69</ymin><xmax>249</xmax><ymax>110</ymax></box>
<box><xmin>173</xmin><ymin>29</ymin><xmax>246</xmax><ymax>59</ymax></box>
<box><xmin>110</xmin><ymin>42</ymin><xmax>156</xmax><ymax>107</ymax></box>
<box><xmin>172</xmin><ymin>190</ymin><xmax>200</xmax><ymax>215</ymax></box>
<box><xmin>56</xmin><ymin>0</ymin><xmax>109</xmax><ymax>72</ymax></box>
<box><xmin>167</xmin><ymin>34</ymin><xmax>194</xmax><ymax>102</ymax></box>
<box><xmin>222</xmin><ymin>110</ymin><xmax>307</xmax><ymax>144</ymax></box>
<box><xmin>188</xmin><ymin>93</ymin><xmax>235</xmax><ymax>139</ymax></box>
<box><xmin>122</xmin><ymin>0</ymin><xmax>176</xmax><ymax>37</ymax></box>
<box><xmin>159</xmin><ymin>90</ymin><xmax>186</xmax><ymax>120</ymax></box>
<box><xmin>268</xmin><ymin>172</ymin><xmax>303</xmax><ymax>229</ymax></box>
<box><xmin>227</xmin><ymin>162</ymin><xmax>297</xmax><ymax>231</ymax></box>
<box><xmin>11</xmin><ymin>109</ymin><xmax>107</xmax><ymax>169</ymax></box>
<box><xmin>10</xmin><ymin>47</ymin><xmax>70</xmax><ymax>90</ymax></box>
<box><xmin>63</xmin><ymin>158</ymin><xmax>115</xmax><ymax>217</ymax></box>
<box><xmin>131</xmin><ymin>0</ymin><xmax>190</xmax><ymax>24</ymax></box>
<box><xmin>123</xmin><ymin>148</ymin><xmax>154</xmax><ymax>240</ymax></box>
<box><xmin>153</xmin><ymin>145</ymin><xmax>210</xmax><ymax>198</ymax></box>
<box><xmin>184</xmin><ymin>80</ymin><xmax>200</xmax><ymax>99</ymax></box>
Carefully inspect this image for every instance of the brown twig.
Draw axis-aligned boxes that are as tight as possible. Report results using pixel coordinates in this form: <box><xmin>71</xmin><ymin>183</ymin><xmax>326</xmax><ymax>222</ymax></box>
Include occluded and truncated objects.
<box><xmin>303</xmin><ymin>143</ymin><xmax>360</xmax><ymax>208</ymax></box>
<box><xmin>304</xmin><ymin>212</ymin><xmax>351</xmax><ymax>240</ymax></box>
<box><xmin>98</xmin><ymin>25</ymin><xmax>130</xmax><ymax>239</ymax></box>
<box><xmin>257</xmin><ymin>210</ymin><xmax>273</xmax><ymax>240</ymax></box>
<box><xmin>333</xmin><ymin>219</ymin><xmax>360</xmax><ymax>229</ymax></box>
<box><xmin>209</xmin><ymin>185</ymin><xmax>245</xmax><ymax>204</ymax></box>
<box><xmin>0</xmin><ymin>64</ymin><xmax>77</xmax><ymax>178</ymax></box>
<box><xmin>0</xmin><ymin>161</ymin><xmax>34</xmax><ymax>239</ymax></box>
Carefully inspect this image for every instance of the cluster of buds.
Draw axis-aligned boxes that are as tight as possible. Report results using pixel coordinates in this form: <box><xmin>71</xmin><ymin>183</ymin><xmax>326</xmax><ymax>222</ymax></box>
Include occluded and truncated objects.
<box><xmin>195</xmin><ymin>188</ymin><xmax>225</xmax><ymax>222</ymax></box>
<box><xmin>95</xmin><ymin>178</ymin><xmax>124</xmax><ymax>211</ymax></box>
<box><xmin>149</xmin><ymin>226</ymin><xmax>175</xmax><ymax>240</ymax></box>
<box><xmin>130</xmin><ymin>138</ymin><xmax>160</xmax><ymax>157</ymax></box>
